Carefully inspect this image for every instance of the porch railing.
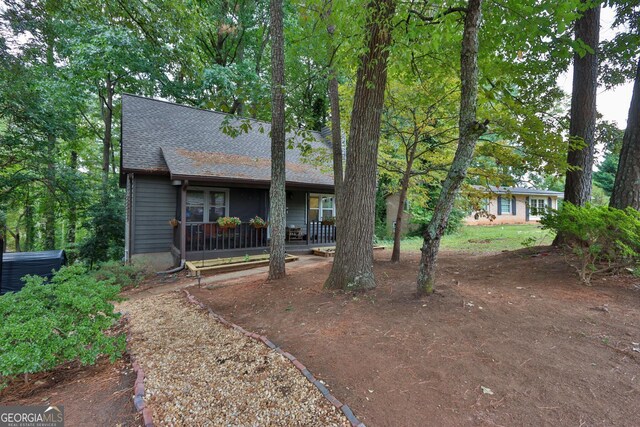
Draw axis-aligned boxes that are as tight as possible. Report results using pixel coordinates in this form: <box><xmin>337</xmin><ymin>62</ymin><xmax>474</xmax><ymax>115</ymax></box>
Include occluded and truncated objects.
<box><xmin>307</xmin><ymin>221</ymin><xmax>337</xmax><ymax>245</ymax></box>
<box><xmin>186</xmin><ymin>222</ymin><xmax>268</xmax><ymax>252</ymax></box>
<box><xmin>184</xmin><ymin>221</ymin><xmax>337</xmax><ymax>252</ymax></box>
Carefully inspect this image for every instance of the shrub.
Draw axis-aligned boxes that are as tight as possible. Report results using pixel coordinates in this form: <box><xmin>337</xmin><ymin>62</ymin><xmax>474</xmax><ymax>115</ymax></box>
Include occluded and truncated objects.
<box><xmin>408</xmin><ymin>206</ymin><xmax>465</xmax><ymax>237</ymax></box>
<box><xmin>0</xmin><ymin>265</ymin><xmax>125</xmax><ymax>380</ymax></box>
<box><xmin>78</xmin><ymin>192</ymin><xmax>125</xmax><ymax>266</ymax></box>
<box><xmin>91</xmin><ymin>260</ymin><xmax>148</xmax><ymax>290</ymax></box>
<box><xmin>540</xmin><ymin>203</ymin><xmax>640</xmax><ymax>284</ymax></box>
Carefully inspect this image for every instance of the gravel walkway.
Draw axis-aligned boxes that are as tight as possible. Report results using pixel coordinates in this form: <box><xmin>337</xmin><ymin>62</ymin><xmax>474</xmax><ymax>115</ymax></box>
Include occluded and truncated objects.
<box><xmin>120</xmin><ymin>292</ymin><xmax>349</xmax><ymax>426</ymax></box>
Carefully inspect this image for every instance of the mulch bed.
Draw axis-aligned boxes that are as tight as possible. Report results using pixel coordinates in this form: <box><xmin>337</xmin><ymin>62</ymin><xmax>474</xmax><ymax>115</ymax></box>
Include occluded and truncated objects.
<box><xmin>189</xmin><ymin>248</ymin><xmax>640</xmax><ymax>426</ymax></box>
<box><xmin>120</xmin><ymin>292</ymin><xmax>349</xmax><ymax>426</ymax></box>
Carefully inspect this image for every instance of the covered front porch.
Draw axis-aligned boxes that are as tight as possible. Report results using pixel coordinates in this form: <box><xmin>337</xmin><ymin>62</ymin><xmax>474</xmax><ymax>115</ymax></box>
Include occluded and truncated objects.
<box><xmin>171</xmin><ymin>182</ymin><xmax>337</xmax><ymax>261</ymax></box>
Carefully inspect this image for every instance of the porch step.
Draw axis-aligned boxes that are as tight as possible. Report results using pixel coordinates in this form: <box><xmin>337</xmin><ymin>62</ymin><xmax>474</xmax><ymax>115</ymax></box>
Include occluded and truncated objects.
<box><xmin>186</xmin><ymin>254</ymin><xmax>299</xmax><ymax>274</ymax></box>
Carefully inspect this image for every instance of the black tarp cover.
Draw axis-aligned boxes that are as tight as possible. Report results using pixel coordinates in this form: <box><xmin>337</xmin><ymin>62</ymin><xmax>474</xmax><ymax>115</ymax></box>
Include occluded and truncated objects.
<box><xmin>0</xmin><ymin>250</ymin><xmax>66</xmax><ymax>295</ymax></box>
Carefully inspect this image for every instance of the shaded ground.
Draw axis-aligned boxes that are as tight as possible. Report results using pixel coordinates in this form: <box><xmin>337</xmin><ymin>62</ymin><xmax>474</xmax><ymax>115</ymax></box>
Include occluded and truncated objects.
<box><xmin>0</xmin><ymin>355</ymin><xmax>141</xmax><ymax>427</ymax></box>
<box><xmin>190</xmin><ymin>247</ymin><xmax>640</xmax><ymax>426</ymax></box>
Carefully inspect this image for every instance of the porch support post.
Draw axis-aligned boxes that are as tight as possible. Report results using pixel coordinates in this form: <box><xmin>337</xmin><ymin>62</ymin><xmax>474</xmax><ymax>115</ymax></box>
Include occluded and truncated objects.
<box><xmin>306</xmin><ymin>191</ymin><xmax>310</xmax><ymax>246</ymax></box>
<box><xmin>180</xmin><ymin>181</ymin><xmax>188</xmax><ymax>263</ymax></box>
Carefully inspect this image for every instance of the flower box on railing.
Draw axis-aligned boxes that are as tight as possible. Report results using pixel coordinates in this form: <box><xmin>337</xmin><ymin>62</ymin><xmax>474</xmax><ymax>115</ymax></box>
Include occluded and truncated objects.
<box><xmin>321</xmin><ymin>216</ymin><xmax>336</xmax><ymax>226</ymax></box>
<box><xmin>217</xmin><ymin>216</ymin><xmax>242</xmax><ymax>230</ymax></box>
<box><xmin>249</xmin><ymin>216</ymin><xmax>268</xmax><ymax>229</ymax></box>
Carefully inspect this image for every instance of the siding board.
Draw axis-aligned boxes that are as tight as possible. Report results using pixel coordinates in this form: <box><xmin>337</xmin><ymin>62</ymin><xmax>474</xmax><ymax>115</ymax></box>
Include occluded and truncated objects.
<box><xmin>286</xmin><ymin>191</ymin><xmax>307</xmax><ymax>227</ymax></box>
<box><xmin>132</xmin><ymin>176</ymin><xmax>178</xmax><ymax>254</ymax></box>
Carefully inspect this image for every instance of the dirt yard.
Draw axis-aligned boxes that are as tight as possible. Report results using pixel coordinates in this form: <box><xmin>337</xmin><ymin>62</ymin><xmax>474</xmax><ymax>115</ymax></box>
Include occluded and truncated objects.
<box><xmin>189</xmin><ymin>248</ymin><xmax>640</xmax><ymax>426</ymax></box>
<box><xmin>0</xmin><ymin>355</ymin><xmax>141</xmax><ymax>426</ymax></box>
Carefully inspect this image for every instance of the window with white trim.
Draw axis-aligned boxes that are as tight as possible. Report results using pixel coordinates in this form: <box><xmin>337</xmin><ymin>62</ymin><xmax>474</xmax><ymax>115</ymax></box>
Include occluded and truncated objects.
<box><xmin>529</xmin><ymin>198</ymin><xmax>547</xmax><ymax>216</ymax></box>
<box><xmin>186</xmin><ymin>191</ymin><xmax>205</xmax><ymax>222</ymax></box>
<box><xmin>308</xmin><ymin>194</ymin><xmax>335</xmax><ymax>222</ymax></box>
<box><xmin>185</xmin><ymin>188</ymin><xmax>229</xmax><ymax>223</ymax></box>
<box><xmin>500</xmin><ymin>197</ymin><xmax>511</xmax><ymax>214</ymax></box>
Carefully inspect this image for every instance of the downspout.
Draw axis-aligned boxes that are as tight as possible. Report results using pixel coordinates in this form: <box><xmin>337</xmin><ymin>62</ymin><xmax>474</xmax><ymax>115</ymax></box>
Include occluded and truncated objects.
<box><xmin>124</xmin><ymin>173</ymin><xmax>133</xmax><ymax>263</ymax></box>
<box><xmin>157</xmin><ymin>260</ymin><xmax>185</xmax><ymax>275</ymax></box>
<box><xmin>157</xmin><ymin>180</ymin><xmax>188</xmax><ymax>274</ymax></box>
<box><xmin>180</xmin><ymin>180</ymin><xmax>188</xmax><ymax>265</ymax></box>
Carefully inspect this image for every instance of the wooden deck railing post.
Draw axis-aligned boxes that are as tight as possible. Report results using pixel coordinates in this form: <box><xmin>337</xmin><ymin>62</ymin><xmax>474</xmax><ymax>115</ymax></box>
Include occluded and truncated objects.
<box><xmin>180</xmin><ymin>182</ymin><xmax>187</xmax><ymax>263</ymax></box>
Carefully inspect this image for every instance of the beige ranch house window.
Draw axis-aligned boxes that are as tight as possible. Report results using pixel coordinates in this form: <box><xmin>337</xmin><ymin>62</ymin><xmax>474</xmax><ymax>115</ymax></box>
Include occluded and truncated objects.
<box><xmin>500</xmin><ymin>196</ymin><xmax>512</xmax><ymax>214</ymax></box>
<box><xmin>529</xmin><ymin>198</ymin><xmax>547</xmax><ymax>218</ymax></box>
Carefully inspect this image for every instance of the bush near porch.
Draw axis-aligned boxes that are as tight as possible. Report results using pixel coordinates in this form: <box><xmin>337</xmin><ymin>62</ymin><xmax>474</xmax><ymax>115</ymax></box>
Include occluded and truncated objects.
<box><xmin>0</xmin><ymin>265</ymin><xmax>125</xmax><ymax>382</ymax></box>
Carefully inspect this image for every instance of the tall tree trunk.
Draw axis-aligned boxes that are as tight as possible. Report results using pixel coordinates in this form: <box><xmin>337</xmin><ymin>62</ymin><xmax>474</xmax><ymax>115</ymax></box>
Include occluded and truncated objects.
<box><xmin>43</xmin><ymin>133</ymin><xmax>57</xmax><ymax>250</ymax></box>
<box><xmin>268</xmin><ymin>0</ymin><xmax>286</xmax><ymax>280</ymax></box>
<box><xmin>554</xmin><ymin>2</ymin><xmax>600</xmax><ymax>246</ymax></box>
<box><xmin>252</xmin><ymin>26</ymin><xmax>271</xmax><ymax>119</ymax></box>
<box><xmin>416</xmin><ymin>0</ymin><xmax>485</xmax><ymax>297</ymax></box>
<box><xmin>8</xmin><ymin>230</ymin><xmax>20</xmax><ymax>252</ymax></box>
<box><xmin>25</xmin><ymin>202</ymin><xmax>34</xmax><ymax>252</ymax></box>
<box><xmin>391</xmin><ymin>149</ymin><xmax>416</xmax><ymax>263</ymax></box>
<box><xmin>101</xmin><ymin>74</ymin><xmax>113</xmax><ymax>197</ymax></box>
<box><xmin>324</xmin><ymin>2</ymin><xmax>343</xmax><ymax>212</ymax></box>
<box><xmin>562</xmin><ymin>2</ymin><xmax>601</xmax><ymax>206</ymax></box>
<box><xmin>328</xmin><ymin>73</ymin><xmax>343</xmax><ymax>214</ymax></box>
<box><xmin>43</xmin><ymin>38</ymin><xmax>56</xmax><ymax>250</ymax></box>
<box><xmin>230</xmin><ymin>25</ymin><xmax>246</xmax><ymax>116</ymax></box>
<box><xmin>67</xmin><ymin>150</ymin><xmax>78</xmax><ymax>245</ymax></box>
<box><xmin>610</xmin><ymin>57</ymin><xmax>640</xmax><ymax>210</ymax></box>
<box><xmin>324</xmin><ymin>0</ymin><xmax>396</xmax><ymax>291</ymax></box>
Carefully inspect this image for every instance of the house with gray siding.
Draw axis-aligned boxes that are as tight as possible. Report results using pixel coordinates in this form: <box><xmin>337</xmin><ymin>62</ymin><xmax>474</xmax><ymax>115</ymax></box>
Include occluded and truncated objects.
<box><xmin>120</xmin><ymin>94</ymin><xmax>336</xmax><ymax>268</ymax></box>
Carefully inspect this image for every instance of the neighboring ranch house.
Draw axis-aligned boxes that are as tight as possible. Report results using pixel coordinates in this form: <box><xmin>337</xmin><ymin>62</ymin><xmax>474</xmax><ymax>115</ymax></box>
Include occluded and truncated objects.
<box><xmin>465</xmin><ymin>186</ymin><xmax>564</xmax><ymax>225</ymax></box>
<box><xmin>120</xmin><ymin>95</ymin><xmax>336</xmax><ymax>268</ymax></box>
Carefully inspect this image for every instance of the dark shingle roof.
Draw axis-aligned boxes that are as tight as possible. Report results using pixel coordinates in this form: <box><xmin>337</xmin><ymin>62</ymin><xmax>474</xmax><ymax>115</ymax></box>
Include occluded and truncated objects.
<box><xmin>474</xmin><ymin>185</ymin><xmax>564</xmax><ymax>197</ymax></box>
<box><xmin>121</xmin><ymin>94</ymin><xmax>334</xmax><ymax>188</ymax></box>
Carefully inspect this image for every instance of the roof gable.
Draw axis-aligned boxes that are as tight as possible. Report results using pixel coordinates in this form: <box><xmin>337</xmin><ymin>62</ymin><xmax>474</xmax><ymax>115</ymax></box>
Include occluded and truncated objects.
<box><xmin>121</xmin><ymin>94</ymin><xmax>333</xmax><ymax>187</ymax></box>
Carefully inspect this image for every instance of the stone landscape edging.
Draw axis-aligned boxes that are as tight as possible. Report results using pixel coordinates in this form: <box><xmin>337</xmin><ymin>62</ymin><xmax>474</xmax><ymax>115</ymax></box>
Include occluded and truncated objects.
<box><xmin>122</xmin><ymin>314</ymin><xmax>155</xmax><ymax>427</ymax></box>
<box><xmin>183</xmin><ymin>289</ymin><xmax>366</xmax><ymax>427</ymax></box>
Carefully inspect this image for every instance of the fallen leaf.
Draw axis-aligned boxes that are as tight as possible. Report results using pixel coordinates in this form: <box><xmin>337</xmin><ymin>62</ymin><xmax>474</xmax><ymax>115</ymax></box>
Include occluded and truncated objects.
<box><xmin>481</xmin><ymin>386</ymin><xmax>494</xmax><ymax>395</ymax></box>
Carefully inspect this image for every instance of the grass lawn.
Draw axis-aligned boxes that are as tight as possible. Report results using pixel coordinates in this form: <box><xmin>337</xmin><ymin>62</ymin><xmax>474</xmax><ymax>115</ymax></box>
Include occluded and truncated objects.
<box><xmin>380</xmin><ymin>223</ymin><xmax>555</xmax><ymax>252</ymax></box>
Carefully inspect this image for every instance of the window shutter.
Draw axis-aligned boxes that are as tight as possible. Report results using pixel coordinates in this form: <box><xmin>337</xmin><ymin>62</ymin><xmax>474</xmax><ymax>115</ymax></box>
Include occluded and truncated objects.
<box><xmin>525</xmin><ymin>196</ymin><xmax>529</xmax><ymax>221</ymax></box>
<box><xmin>497</xmin><ymin>195</ymin><xmax>502</xmax><ymax>215</ymax></box>
<box><xmin>547</xmin><ymin>197</ymin><xmax>552</xmax><ymax>209</ymax></box>
<box><xmin>512</xmin><ymin>196</ymin><xmax>516</xmax><ymax>215</ymax></box>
